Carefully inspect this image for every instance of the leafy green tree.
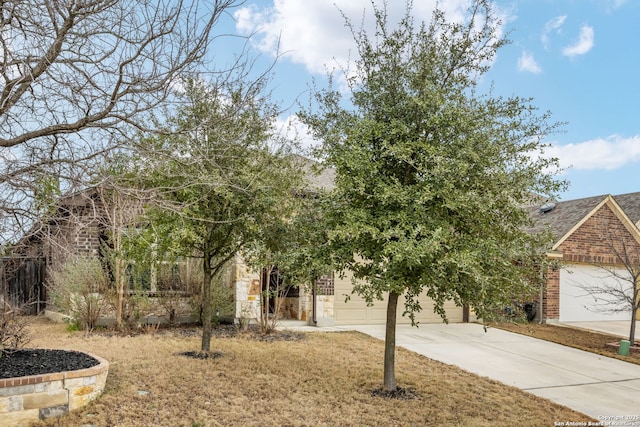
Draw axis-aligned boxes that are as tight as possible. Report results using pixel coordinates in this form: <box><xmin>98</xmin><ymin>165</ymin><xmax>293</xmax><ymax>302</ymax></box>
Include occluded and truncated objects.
<box><xmin>137</xmin><ymin>76</ymin><xmax>304</xmax><ymax>352</ymax></box>
<box><xmin>300</xmin><ymin>0</ymin><xmax>564</xmax><ymax>391</ymax></box>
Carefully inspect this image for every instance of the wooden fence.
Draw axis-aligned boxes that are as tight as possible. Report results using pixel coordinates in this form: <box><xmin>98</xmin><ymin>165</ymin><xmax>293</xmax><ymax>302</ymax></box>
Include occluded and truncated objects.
<box><xmin>1</xmin><ymin>257</ymin><xmax>47</xmax><ymax>315</ymax></box>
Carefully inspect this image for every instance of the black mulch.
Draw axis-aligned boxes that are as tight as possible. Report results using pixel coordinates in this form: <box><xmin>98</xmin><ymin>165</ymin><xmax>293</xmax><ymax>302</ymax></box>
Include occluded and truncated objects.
<box><xmin>0</xmin><ymin>349</ymin><xmax>99</xmax><ymax>379</ymax></box>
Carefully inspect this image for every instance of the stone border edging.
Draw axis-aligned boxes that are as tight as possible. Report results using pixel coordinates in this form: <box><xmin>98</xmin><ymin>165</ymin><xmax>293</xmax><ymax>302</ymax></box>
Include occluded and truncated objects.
<box><xmin>0</xmin><ymin>350</ymin><xmax>109</xmax><ymax>426</ymax></box>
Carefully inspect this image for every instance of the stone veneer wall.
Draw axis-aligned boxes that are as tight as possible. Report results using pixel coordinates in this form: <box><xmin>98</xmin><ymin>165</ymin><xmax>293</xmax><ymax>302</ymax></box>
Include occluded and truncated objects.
<box><xmin>229</xmin><ymin>255</ymin><xmax>336</xmax><ymax>324</ymax></box>
<box><xmin>230</xmin><ymin>254</ymin><xmax>261</xmax><ymax>321</ymax></box>
<box><xmin>0</xmin><ymin>352</ymin><xmax>109</xmax><ymax>426</ymax></box>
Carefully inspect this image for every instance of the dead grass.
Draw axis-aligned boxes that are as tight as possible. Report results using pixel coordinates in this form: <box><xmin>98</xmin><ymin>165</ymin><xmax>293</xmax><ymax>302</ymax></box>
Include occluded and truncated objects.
<box><xmin>24</xmin><ymin>318</ymin><xmax>591</xmax><ymax>427</ymax></box>
<box><xmin>492</xmin><ymin>322</ymin><xmax>640</xmax><ymax>365</ymax></box>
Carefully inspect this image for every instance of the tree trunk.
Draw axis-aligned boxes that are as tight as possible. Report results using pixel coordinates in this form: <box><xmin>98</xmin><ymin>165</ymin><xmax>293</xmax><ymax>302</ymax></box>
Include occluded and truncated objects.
<box><xmin>201</xmin><ymin>253</ymin><xmax>213</xmax><ymax>352</ymax></box>
<box><xmin>630</xmin><ymin>282</ymin><xmax>638</xmax><ymax>346</ymax></box>
<box><xmin>630</xmin><ymin>310</ymin><xmax>637</xmax><ymax>346</ymax></box>
<box><xmin>115</xmin><ymin>253</ymin><xmax>124</xmax><ymax>330</ymax></box>
<box><xmin>383</xmin><ymin>290</ymin><xmax>399</xmax><ymax>391</ymax></box>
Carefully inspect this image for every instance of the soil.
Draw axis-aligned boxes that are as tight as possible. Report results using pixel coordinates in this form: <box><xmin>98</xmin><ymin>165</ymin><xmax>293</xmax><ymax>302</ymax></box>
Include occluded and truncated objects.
<box><xmin>370</xmin><ymin>386</ymin><xmax>420</xmax><ymax>400</ymax></box>
<box><xmin>177</xmin><ymin>350</ymin><xmax>224</xmax><ymax>360</ymax></box>
<box><xmin>0</xmin><ymin>349</ymin><xmax>99</xmax><ymax>379</ymax></box>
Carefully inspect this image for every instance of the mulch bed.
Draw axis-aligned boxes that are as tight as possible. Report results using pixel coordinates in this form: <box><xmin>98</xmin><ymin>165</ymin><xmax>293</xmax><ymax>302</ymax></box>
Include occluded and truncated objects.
<box><xmin>92</xmin><ymin>323</ymin><xmax>306</xmax><ymax>342</ymax></box>
<box><xmin>0</xmin><ymin>349</ymin><xmax>99</xmax><ymax>379</ymax></box>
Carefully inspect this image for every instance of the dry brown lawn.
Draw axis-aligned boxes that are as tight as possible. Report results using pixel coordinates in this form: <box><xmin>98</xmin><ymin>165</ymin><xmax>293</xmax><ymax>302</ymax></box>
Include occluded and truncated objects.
<box><xmin>493</xmin><ymin>322</ymin><xmax>640</xmax><ymax>365</ymax></box>
<box><xmin>23</xmin><ymin>318</ymin><xmax>591</xmax><ymax>427</ymax></box>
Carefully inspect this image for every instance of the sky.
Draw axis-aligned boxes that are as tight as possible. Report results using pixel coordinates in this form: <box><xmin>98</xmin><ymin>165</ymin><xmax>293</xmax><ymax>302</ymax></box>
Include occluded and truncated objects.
<box><xmin>219</xmin><ymin>0</ymin><xmax>640</xmax><ymax>201</ymax></box>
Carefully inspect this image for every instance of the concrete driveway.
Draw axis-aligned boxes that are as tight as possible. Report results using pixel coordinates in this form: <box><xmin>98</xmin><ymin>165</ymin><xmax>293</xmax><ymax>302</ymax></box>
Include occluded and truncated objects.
<box><xmin>343</xmin><ymin>323</ymin><xmax>640</xmax><ymax>420</ymax></box>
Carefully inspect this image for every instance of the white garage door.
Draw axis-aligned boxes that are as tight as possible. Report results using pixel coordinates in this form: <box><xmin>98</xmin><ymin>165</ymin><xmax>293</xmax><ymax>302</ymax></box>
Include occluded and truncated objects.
<box><xmin>333</xmin><ymin>271</ymin><xmax>463</xmax><ymax>325</ymax></box>
<box><xmin>559</xmin><ymin>264</ymin><xmax>632</xmax><ymax>322</ymax></box>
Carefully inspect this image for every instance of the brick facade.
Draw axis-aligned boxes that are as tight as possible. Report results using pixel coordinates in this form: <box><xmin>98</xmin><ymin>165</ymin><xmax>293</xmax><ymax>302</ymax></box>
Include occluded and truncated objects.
<box><xmin>558</xmin><ymin>204</ymin><xmax>639</xmax><ymax>265</ymax></box>
<box><xmin>19</xmin><ymin>193</ymin><xmax>107</xmax><ymax>265</ymax></box>
<box><xmin>543</xmin><ymin>267</ymin><xmax>560</xmax><ymax>320</ymax></box>
<box><xmin>542</xmin><ymin>203</ymin><xmax>640</xmax><ymax>321</ymax></box>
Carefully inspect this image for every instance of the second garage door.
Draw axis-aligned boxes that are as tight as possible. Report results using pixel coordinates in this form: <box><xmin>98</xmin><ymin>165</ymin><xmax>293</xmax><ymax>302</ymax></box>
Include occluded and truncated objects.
<box><xmin>559</xmin><ymin>264</ymin><xmax>631</xmax><ymax>322</ymax></box>
<box><xmin>333</xmin><ymin>271</ymin><xmax>464</xmax><ymax>325</ymax></box>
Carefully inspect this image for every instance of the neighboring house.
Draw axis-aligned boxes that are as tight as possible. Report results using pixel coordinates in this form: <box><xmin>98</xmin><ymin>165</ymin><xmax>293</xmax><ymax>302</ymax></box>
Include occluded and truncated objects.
<box><xmin>4</xmin><ymin>190</ymin><xmax>108</xmax><ymax>312</ymax></box>
<box><xmin>16</xmin><ymin>189</ymin><xmax>109</xmax><ymax>264</ymax></box>
<box><xmin>526</xmin><ymin>192</ymin><xmax>640</xmax><ymax>323</ymax></box>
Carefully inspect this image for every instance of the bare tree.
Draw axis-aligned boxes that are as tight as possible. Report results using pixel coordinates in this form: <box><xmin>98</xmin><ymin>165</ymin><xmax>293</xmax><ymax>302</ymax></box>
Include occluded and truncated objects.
<box><xmin>577</xmin><ymin>220</ymin><xmax>640</xmax><ymax>345</ymax></box>
<box><xmin>94</xmin><ymin>178</ymin><xmax>147</xmax><ymax>330</ymax></box>
<box><xmin>0</xmin><ymin>0</ymin><xmax>243</xmax><ymax>241</ymax></box>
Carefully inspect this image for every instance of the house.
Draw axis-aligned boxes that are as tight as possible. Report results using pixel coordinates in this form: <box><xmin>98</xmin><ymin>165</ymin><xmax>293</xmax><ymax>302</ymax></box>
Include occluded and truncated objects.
<box><xmin>525</xmin><ymin>192</ymin><xmax>640</xmax><ymax>323</ymax></box>
<box><xmin>10</xmin><ymin>158</ymin><xmax>465</xmax><ymax>326</ymax></box>
<box><xmin>13</xmin><ymin>168</ymin><xmax>640</xmax><ymax>327</ymax></box>
<box><xmin>229</xmin><ymin>160</ymin><xmax>466</xmax><ymax>326</ymax></box>
<box><xmin>7</xmin><ymin>187</ymin><xmax>200</xmax><ymax>323</ymax></box>
<box><xmin>4</xmin><ymin>189</ymin><xmax>109</xmax><ymax>314</ymax></box>
<box><xmin>229</xmin><ymin>257</ymin><xmax>465</xmax><ymax>327</ymax></box>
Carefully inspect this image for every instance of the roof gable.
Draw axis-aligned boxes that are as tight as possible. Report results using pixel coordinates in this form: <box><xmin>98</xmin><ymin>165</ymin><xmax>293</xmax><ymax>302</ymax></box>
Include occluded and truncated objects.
<box><xmin>553</xmin><ymin>195</ymin><xmax>640</xmax><ymax>250</ymax></box>
<box><xmin>526</xmin><ymin>191</ymin><xmax>640</xmax><ymax>248</ymax></box>
<box><xmin>525</xmin><ymin>194</ymin><xmax>607</xmax><ymax>242</ymax></box>
<box><xmin>612</xmin><ymin>192</ymin><xmax>640</xmax><ymax>226</ymax></box>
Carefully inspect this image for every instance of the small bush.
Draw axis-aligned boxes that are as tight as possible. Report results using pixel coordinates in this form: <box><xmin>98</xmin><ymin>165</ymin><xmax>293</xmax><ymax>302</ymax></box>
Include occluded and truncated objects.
<box><xmin>156</xmin><ymin>263</ymin><xmax>193</xmax><ymax>324</ymax></box>
<box><xmin>0</xmin><ymin>301</ymin><xmax>30</xmax><ymax>350</ymax></box>
<box><xmin>47</xmin><ymin>256</ymin><xmax>110</xmax><ymax>331</ymax></box>
<box><xmin>119</xmin><ymin>292</ymin><xmax>153</xmax><ymax>329</ymax></box>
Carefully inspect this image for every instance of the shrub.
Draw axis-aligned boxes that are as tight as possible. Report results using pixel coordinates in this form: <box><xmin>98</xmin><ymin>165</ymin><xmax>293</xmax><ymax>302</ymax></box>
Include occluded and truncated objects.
<box><xmin>118</xmin><ymin>292</ymin><xmax>153</xmax><ymax>329</ymax></box>
<box><xmin>0</xmin><ymin>300</ymin><xmax>30</xmax><ymax>350</ymax></box>
<box><xmin>47</xmin><ymin>256</ymin><xmax>110</xmax><ymax>331</ymax></box>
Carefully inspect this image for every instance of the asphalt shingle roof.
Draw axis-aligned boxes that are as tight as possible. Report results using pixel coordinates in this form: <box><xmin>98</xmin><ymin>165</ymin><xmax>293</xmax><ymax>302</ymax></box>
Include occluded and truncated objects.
<box><xmin>525</xmin><ymin>191</ymin><xmax>640</xmax><ymax>242</ymax></box>
<box><xmin>612</xmin><ymin>192</ymin><xmax>640</xmax><ymax>225</ymax></box>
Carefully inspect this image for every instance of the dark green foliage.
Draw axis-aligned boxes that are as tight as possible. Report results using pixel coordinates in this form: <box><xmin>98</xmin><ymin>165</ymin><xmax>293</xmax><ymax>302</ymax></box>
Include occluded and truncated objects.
<box><xmin>300</xmin><ymin>0</ymin><xmax>564</xmax><ymax>390</ymax></box>
<box><xmin>135</xmin><ymin>75</ymin><xmax>305</xmax><ymax>350</ymax></box>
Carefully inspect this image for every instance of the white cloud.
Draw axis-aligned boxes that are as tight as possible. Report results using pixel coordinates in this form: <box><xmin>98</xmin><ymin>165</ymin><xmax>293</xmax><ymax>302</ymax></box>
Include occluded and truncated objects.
<box><xmin>546</xmin><ymin>135</ymin><xmax>640</xmax><ymax>171</ymax></box>
<box><xmin>541</xmin><ymin>15</ymin><xmax>566</xmax><ymax>48</ymax></box>
<box><xmin>272</xmin><ymin>114</ymin><xmax>319</xmax><ymax>154</ymax></box>
<box><xmin>562</xmin><ymin>25</ymin><xmax>595</xmax><ymax>57</ymax></box>
<box><xmin>234</xmin><ymin>0</ymin><xmax>507</xmax><ymax>76</ymax></box>
<box><xmin>517</xmin><ymin>50</ymin><xmax>542</xmax><ymax>73</ymax></box>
